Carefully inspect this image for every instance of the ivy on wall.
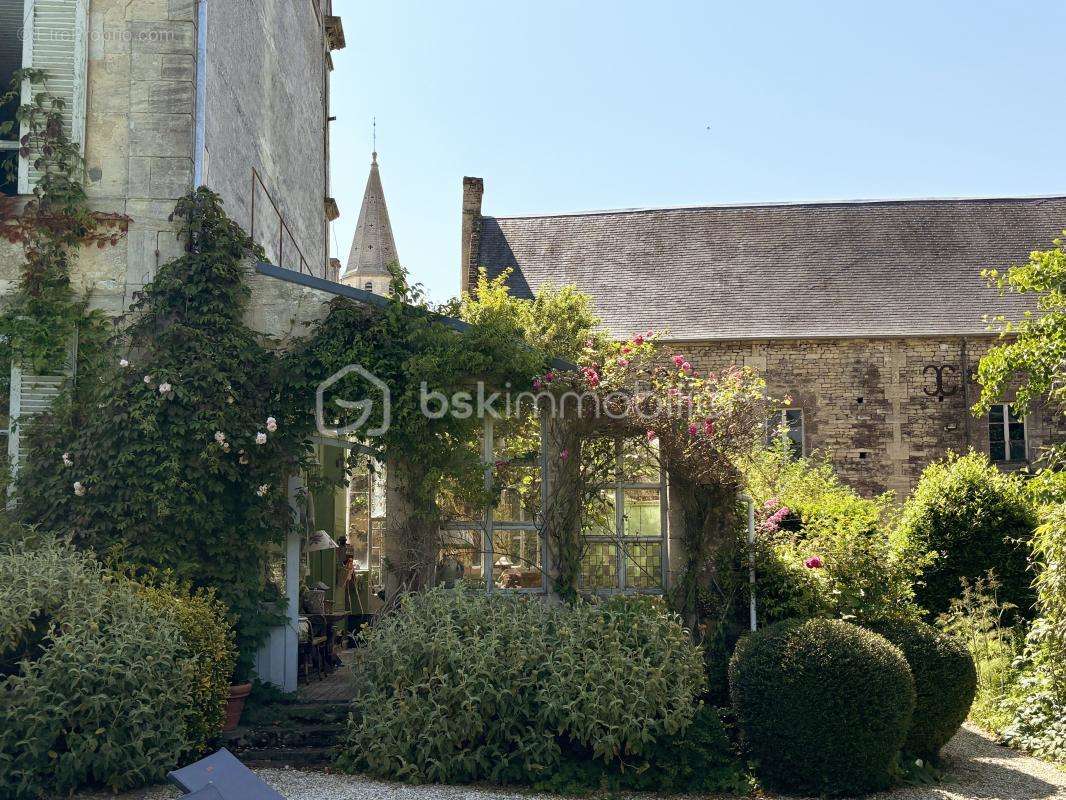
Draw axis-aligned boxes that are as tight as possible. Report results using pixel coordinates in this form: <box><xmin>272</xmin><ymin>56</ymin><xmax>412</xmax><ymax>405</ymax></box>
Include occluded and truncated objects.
<box><xmin>0</xmin><ymin>70</ymin><xmax>128</xmax><ymax>374</ymax></box>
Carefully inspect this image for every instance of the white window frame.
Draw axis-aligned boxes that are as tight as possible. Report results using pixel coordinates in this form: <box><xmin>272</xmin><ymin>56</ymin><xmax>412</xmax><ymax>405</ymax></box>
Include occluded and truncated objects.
<box><xmin>580</xmin><ymin>437</ymin><xmax>668</xmax><ymax>595</ymax></box>
<box><xmin>988</xmin><ymin>403</ymin><xmax>1027</xmax><ymax>463</ymax></box>
<box><xmin>442</xmin><ymin>415</ymin><xmax>549</xmax><ymax>594</ymax></box>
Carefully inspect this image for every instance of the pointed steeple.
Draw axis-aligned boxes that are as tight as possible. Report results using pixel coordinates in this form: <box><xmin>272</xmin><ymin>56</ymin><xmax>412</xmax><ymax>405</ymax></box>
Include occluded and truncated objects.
<box><xmin>341</xmin><ymin>150</ymin><xmax>398</xmax><ymax>294</ymax></box>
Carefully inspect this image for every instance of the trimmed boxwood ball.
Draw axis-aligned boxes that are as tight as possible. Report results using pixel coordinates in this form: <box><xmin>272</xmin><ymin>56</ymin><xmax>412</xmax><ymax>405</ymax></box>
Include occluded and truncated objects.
<box><xmin>729</xmin><ymin>618</ymin><xmax>916</xmax><ymax>796</ymax></box>
<box><xmin>865</xmin><ymin>617</ymin><xmax>976</xmax><ymax>759</ymax></box>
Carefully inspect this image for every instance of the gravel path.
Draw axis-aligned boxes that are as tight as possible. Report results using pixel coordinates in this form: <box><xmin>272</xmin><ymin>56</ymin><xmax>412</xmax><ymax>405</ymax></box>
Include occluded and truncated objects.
<box><xmin>72</xmin><ymin>725</ymin><xmax>1065</xmax><ymax>800</ymax></box>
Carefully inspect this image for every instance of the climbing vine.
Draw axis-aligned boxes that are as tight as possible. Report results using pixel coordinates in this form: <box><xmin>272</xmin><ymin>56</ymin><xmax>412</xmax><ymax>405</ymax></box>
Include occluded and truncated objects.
<box><xmin>16</xmin><ymin>188</ymin><xmax>301</xmax><ymax>677</ymax></box>
<box><xmin>0</xmin><ymin>69</ymin><xmax>128</xmax><ymax>373</ymax></box>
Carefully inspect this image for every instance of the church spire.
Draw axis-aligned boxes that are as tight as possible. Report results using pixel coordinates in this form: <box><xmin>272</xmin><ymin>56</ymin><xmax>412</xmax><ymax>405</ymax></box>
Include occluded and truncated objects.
<box><xmin>341</xmin><ymin>147</ymin><xmax>398</xmax><ymax>294</ymax></box>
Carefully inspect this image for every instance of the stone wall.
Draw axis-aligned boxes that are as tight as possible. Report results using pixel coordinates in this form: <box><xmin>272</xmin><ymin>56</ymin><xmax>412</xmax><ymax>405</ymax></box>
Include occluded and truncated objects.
<box><xmin>204</xmin><ymin>0</ymin><xmax>328</xmax><ymax>278</ymax></box>
<box><xmin>675</xmin><ymin>335</ymin><xmax>1063</xmax><ymax>497</ymax></box>
<box><xmin>0</xmin><ymin>0</ymin><xmax>197</xmax><ymax>317</ymax></box>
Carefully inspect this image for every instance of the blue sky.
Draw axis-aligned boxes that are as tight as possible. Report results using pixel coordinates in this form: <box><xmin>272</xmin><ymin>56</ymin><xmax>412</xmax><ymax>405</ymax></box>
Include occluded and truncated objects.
<box><xmin>329</xmin><ymin>1</ymin><xmax>1066</xmax><ymax>303</ymax></box>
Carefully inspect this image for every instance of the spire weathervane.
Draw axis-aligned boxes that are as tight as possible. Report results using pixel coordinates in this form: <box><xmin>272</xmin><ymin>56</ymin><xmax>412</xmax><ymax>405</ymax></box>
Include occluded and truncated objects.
<box><xmin>372</xmin><ymin>117</ymin><xmax>377</xmax><ymax>163</ymax></box>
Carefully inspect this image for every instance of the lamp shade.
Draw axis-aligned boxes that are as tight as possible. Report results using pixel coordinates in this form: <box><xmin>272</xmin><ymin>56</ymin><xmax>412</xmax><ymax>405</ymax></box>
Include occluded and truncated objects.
<box><xmin>307</xmin><ymin>530</ymin><xmax>339</xmax><ymax>552</ymax></box>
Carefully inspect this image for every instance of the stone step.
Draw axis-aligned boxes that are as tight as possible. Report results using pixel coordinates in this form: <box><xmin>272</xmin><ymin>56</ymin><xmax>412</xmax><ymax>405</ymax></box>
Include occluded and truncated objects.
<box><xmin>228</xmin><ymin>722</ymin><xmax>345</xmax><ymax>749</ymax></box>
<box><xmin>237</xmin><ymin>745</ymin><xmax>337</xmax><ymax>769</ymax></box>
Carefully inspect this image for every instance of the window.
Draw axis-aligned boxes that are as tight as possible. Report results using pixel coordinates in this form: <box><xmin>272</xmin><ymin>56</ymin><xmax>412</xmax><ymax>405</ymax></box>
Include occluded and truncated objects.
<box><xmin>0</xmin><ymin>0</ymin><xmax>87</xmax><ymax>197</ymax></box>
<box><xmin>364</xmin><ymin>282</ymin><xmax>373</xmax><ymax>292</ymax></box>
<box><xmin>0</xmin><ymin>0</ymin><xmax>23</xmax><ymax>196</ymax></box>
<box><xmin>580</xmin><ymin>437</ymin><xmax>667</xmax><ymax>593</ymax></box>
<box><xmin>768</xmin><ymin>409</ymin><xmax>804</xmax><ymax>458</ymax></box>
<box><xmin>989</xmin><ymin>404</ymin><xmax>1026</xmax><ymax>463</ymax></box>
<box><xmin>441</xmin><ymin>416</ymin><xmax>547</xmax><ymax>592</ymax></box>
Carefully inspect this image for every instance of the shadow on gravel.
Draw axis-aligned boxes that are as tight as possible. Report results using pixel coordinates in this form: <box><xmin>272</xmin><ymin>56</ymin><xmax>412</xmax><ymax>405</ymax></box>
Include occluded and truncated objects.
<box><xmin>937</xmin><ymin>727</ymin><xmax>1062</xmax><ymax>800</ymax></box>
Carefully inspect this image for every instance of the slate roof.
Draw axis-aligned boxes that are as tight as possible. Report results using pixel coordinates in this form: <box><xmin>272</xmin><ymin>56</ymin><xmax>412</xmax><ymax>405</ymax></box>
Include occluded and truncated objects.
<box><xmin>475</xmin><ymin>196</ymin><xmax>1066</xmax><ymax>341</ymax></box>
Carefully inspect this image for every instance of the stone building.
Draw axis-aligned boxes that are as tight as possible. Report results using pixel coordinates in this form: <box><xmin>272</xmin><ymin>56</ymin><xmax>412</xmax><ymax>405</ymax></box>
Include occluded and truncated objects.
<box><xmin>461</xmin><ymin>178</ymin><xmax>1066</xmax><ymax>498</ymax></box>
<box><xmin>1</xmin><ymin>0</ymin><xmax>343</xmax><ymax>320</ymax></box>
<box><xmin>340</xmin><ymin>150</ymin><xmax>398</xmax><ymax>296</ymax></box>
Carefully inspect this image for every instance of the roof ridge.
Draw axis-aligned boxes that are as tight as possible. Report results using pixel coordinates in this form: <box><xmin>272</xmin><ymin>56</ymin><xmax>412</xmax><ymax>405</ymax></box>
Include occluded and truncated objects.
<box><xmin>483</xmin><ymin>193</ymin><xmax>1066</xmax><ymax>221</ymax></box>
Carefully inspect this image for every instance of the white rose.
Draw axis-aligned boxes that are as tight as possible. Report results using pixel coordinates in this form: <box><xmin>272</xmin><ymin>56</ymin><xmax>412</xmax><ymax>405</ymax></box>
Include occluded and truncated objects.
<box><xmin>214</xmin><ymin>431</ymin><xmax>226</xmax><ymax>444</ymax></box>
<box><xmin>143</xmin><ymin>375</ymin><xmax>152</xmax><ymax>384</ymax></box>
<box><xmin>73</xmin><ymin>481</ymin><xmax>86</xmax><ymax>497</ymax></box>
<box><xmin>119</xmin><ymin>358</ymin><xmax>130</xmax><ymax>368</ymax></box>
<box><xmin>62</xmin><ymin>453</ymin><xmax>73</xmax><ymax>467</ymax></box>
<box><xmin>257</xmin><ymin>484</ymin><xmax>270</xmax><ymax>497</ymax></box>
<box><xmin>158</xmin><ymin>382</ymin><xmax>172</xmax><ymax>394</ymax></box>
<box><xmin>255</xmin><ymin>432</ymin><xmax>267</xmax><ymax>445</ymax></box>
<box><xmin>266</xmin><ymin>416</ymin><xmax>278</xmax><ymax>432</ymax></box>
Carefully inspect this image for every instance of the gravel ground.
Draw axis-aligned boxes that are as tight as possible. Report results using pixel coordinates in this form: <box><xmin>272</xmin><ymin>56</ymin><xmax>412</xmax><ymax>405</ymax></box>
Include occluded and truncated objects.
<box><xmin>73</xmin><ymin>725</ymin><xmax>1065</xmax><ymax>800</ymax></box>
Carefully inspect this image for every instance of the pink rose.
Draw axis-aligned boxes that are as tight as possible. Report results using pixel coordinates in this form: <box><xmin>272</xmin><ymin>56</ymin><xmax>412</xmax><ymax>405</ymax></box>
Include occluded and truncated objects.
<box><xmin>646</xmin><ymin>430</ymin><xmax>657</xmax><ymax>442</ymax></box>
<box><xmin>672</xmin><ymin>354</ymin><xmax>685</xmax><ymax>367</ymax></box>
<box><xmin>533</xmin><ymin>379</ymin><xmax>542</xmax><ymax>390</ymax></box>
<box><xmin>560</xmin><ymin>449</ymin><xmax>570</xmax><ymax>461</ymax></box>
<box><xmin>633</xmin><ymin>334</ymin><xmax>645</xmax><ymax>345</ymax></box>
<box><xmin>681</xmin><ymin>361</ymin><xmax>693</xmax><ymax>374</ymax></box>
<box><xmin>703</xmin><ymin>418</ymin><xmax>714</xmax><ymax>435</ymax></box>
<box><xmin>804</xmin><ymin>556</ymin><xmax>823</xmax><ymax>569</ymax></box>
<box><xmin>687</xmin><ymin>423</ymin><xmax>698</xmax><ymax>436</ymax></box>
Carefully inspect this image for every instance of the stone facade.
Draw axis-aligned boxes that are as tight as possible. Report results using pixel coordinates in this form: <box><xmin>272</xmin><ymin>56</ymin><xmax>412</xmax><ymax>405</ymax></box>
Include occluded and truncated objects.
<box><xmin>460</xmin><ymin>179</ymin><xmax>1066</xmax><ymax>498</ymax></box>
<box><xmin>678</xmin><ymin>335</ymin><xmax>1062</xmax><ymax>497</ymax></box>
<box><xmin>1</xmin><ymin>0</ymin><xmax>339</xmax><ymax>333</ymax></box>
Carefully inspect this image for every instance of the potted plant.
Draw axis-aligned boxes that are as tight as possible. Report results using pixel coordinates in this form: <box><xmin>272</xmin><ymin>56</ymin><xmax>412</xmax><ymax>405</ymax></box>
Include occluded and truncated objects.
<box><xmin>224</xmin><ymin>668</ymin><xmax>254</xmax><ymax>732</ymax></box>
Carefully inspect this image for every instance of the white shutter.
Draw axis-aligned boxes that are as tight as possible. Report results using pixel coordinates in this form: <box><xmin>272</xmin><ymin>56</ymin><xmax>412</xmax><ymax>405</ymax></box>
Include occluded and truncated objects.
<box><xmin>6</xmin><ymin>335</ymin><xmax>75</xmax><ymax>490</ymax></box>
<box><xmin>17</xmin><ymin>0</ymin><xmax>87</xmax><ymax>194</ymax></box>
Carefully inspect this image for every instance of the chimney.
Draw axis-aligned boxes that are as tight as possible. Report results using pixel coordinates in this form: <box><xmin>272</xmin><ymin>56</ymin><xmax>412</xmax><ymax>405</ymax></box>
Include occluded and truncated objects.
<box><xmin>460</xmin><ymin>177</ymin><xmax>484</xmax><ymax>296</ymax></box>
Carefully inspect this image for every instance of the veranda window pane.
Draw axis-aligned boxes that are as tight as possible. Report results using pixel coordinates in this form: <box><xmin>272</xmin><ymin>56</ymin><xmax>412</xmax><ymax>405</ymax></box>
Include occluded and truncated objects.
<box><xmin>492</xmin><ymin>529</ymin><xmax>543</xmax><ymax>589</ymax></box>
<box><xmin>620</xmin><ymin>437</ymin><xmax>660</xmax><ymax>483</ymax></box>
<box><xmin>622</xmin><ymin>488</ymin><xmax>661</xmax><ymax>537</ymax></box>
<box><xmin>494</xmin><ymin>462</ymin><xmax>541</xmax><ymax>523</ymax></box>
<box><xmin>582</xmin><ymin>490</ymin><xmax>615</xmax><ymax>537</ymax></box>
<box><xmin>580</xmin><ymin>542</ymin><xmax>619</xmax><ymax>590</ymax></box>
<box><xmin>624</xmin><ymin>541</ymin><xmax>663</xmax><ymax>590</ymax></box>
<box><xmin>439</xmin><ymin>528</ymin><xmax>483</xmax><ymax>585</ymax></box>
<box><xmin>1008</xmin><ymin>409</ymin><xmax>1026</xmax><ymax>461</ymax></box>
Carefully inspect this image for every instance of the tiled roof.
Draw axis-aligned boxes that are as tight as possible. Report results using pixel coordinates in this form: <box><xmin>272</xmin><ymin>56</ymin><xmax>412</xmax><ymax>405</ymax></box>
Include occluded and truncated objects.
<box><xmin>475</xmin><ymin>196</ymin><xmax>1066</xmax><ymax>341</ymax></box>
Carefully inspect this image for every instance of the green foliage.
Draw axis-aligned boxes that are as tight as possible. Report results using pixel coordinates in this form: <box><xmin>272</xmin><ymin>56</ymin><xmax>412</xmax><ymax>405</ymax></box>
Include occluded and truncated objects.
<box><xmin>741</xmin><ymin>448</ymin><xmax>922</xmax><ymax>624</ymax></box>
<box><xmin>138</xmin><ymin>578</ymin><xmax>237</xmax><ymax>756</ymax></box>
<box><xmin>0</xmin><ymin>69</ymin><xmax>127</xmax><ymax>373</ymax></box>
<box><xmin>1003</xmin><ymin>501</ymin><xmax>1066</xmax><ymax>762</ymax></box>
<box><xmin>15</xmin><ymin>188</ymin><xmax>296</xmax><ymax>676</ymax></box>
<box><xmin>898</xmin><ymin>451</ymin><xmax>1038</xmax><ymax>620</ymax></box>
<box><xmin>0</xmin><ymin>534</ymin><xmax>199</xmax><ymax>797</ymax></box>
<box><xmin>975</xmin><ymin>232</ymin><xmax>1066</xmax><ymax>422</ymax></box>
<box><xmin>729</xmin><ymin>618</ymin><xmax>915</xmax><ymax>796</ymax></box>
<box><xmin>535</xmin><ymin>707</ymin><xmax>751</xmax><ymax>795</ymax></box>
<box><xmin>936</xmin><ymin>574</ymin><xmax>1024</xmax><ymax>735</ymax></box>
<box><xmin>337</xmin><ymin>586</ymin><xmax>706</xmax><ymax>785</ymax></box>
<box><xmin>866</xmin><ymin>616</ymin><xmax>976</xmax><ymax>759</ymax></box>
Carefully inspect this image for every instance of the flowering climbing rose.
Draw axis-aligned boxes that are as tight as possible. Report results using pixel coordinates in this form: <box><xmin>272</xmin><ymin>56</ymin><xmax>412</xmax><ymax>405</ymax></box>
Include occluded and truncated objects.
<box><xmin>62</xmin><ymin>453</ymin><xmax>73</xmax><ymax>467</ymax></box>
<box><xmin>672</xmin><ymin>354</ymin><xmax>685</xmax><ymax>367</ymax></box>
<box><xmin>804</xmin><ymin>556</ymin><xmax>824</xmax><ymax>569</ymax></box>
<box><xmin>143</xmin><ymin>375</ymin><xmax>152</xmax><ymax>385</ymax></box>
<box><xmin>119</xmin><ymin>358</ymin><xmax>130</xmax><ymax>368</ymax></box>
<box><xmin>255</xmin><ymin>432</ymin><xmax>267</xmax><ymax>445</ymax></box>
<box><xmin>158</xmin><ymin>382</ymin><xmax>172</xmax><ymax>395</ymax></box>
<box><xmin>266</xmin><ymin>416</ymin><xmax>278</xmax><ymax>433</ymax></box>
<box><xmin>73</xmin><ymin>481</ymin><xmax>86</xmax><ymax>497</ymax></box>
<box><xmin>214</xmin><ymin>431</ymin><xmax>226</xmax><ymax>445</ymax></box>
<box><xmin>257</xmin><ymin>484</ymin><xmax>270</xmax><ymax>497</ymax></box>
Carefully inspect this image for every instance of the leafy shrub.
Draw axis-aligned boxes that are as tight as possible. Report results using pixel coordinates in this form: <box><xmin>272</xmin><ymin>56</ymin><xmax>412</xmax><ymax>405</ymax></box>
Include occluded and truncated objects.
<box><xmin>936</xmin><ymin>574</ymin><xmax>1024</xmax><ymax>735</ymax></box>
<box><xmin>139</xmin><ymin>579</ymin><xmax>237</xmax><ymax>755</ymax></box>
<box><xmin>742</xmin><ymin>449</ymin><xmax>921</xmax><ymax>625</ymax></box>
<box><xmin>1003</xmin><ymin>500</ymin><xmax>1066</xmax><ymax>762</ymax></box>
<box><xmin>729</xmin><ymin>618</ymin><xmax>915</xmax><ymax>795</ymax></box>
<box><xmin>337</xmin><ymin>586</ymin><xmax>706</xmax><ymax>785</ymax></box>
<box><xmin>0</xmin><ymin>536</ymin><xmax>199</xmax><ymax>797</ymax></box>
<box><xmin>898</xmin><ymin>451</ymin><xmax>1037</xmax><ymax>620</ymax></box>
<box><xmin>537</xmin><ymin>706</ymin><xmax>750</xmax><ymax>795</ymax></box>
<box><xmin>866</xmin><ymin>617</ymin><xmax>976</xmax><ymax>759</ymax></box>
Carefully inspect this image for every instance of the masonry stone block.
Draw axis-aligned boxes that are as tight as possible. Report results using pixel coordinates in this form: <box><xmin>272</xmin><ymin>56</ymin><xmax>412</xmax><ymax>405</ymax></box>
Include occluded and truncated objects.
<box><xmin>84</xmin><ymin>113</ymin><xmax>130</xmax><ymax>196</ymax></box>
<box><xmin>128</xmin><ymin>156</ymin><xmax>151</xmax><ymax>197</ymax></box>
<box><xmin>131</xmin><ymin>80</ymin><xmax>194</xmax><ymax>114</ymax></box>
<box><xmin>161</xmin><ymin>54</ymin><xmax>195</xmax><ymax>80</ymax></box>
<box><xmin>130</xmin><ymin>112</ymin><xmax>193</xmax><ymax>157</ymax></box>
<box><xmin>129</xmin><ymin>20</ymin><xmax>195</xmax><ymax>54</ymax></box>
<box><xmin>126</xmin><ymin>0</ymin><xmax>169</xmax><ymax>21</ymax></box>
<box><xmin>168</xmin><ymin>0</ymin><xmax>196</xmax><ymax>22</ymax></box>
<box><xmin>148</xmin><ymin>157</ymin><xmax>194</xmax><ymax>198</ymax></box>
<box><xmin>131</xmin><ymin>52</ymin><xmax>164</xmax><ymax>80</ymax></box>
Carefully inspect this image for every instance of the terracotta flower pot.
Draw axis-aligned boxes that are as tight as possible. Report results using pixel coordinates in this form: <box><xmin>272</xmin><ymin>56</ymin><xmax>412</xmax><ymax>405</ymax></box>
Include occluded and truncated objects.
<box><xmin>223</xmin><ymin>682</ymin><xmax>253</xmax><ymax>732</ymax></box>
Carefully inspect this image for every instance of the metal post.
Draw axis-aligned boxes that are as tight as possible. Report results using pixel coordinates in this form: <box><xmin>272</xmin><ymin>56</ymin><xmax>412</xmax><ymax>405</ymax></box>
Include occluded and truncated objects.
<box><xmin>743</xmin><ymin>493</ymin><xmax>757</xmax><ymax>631</ymax></box>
